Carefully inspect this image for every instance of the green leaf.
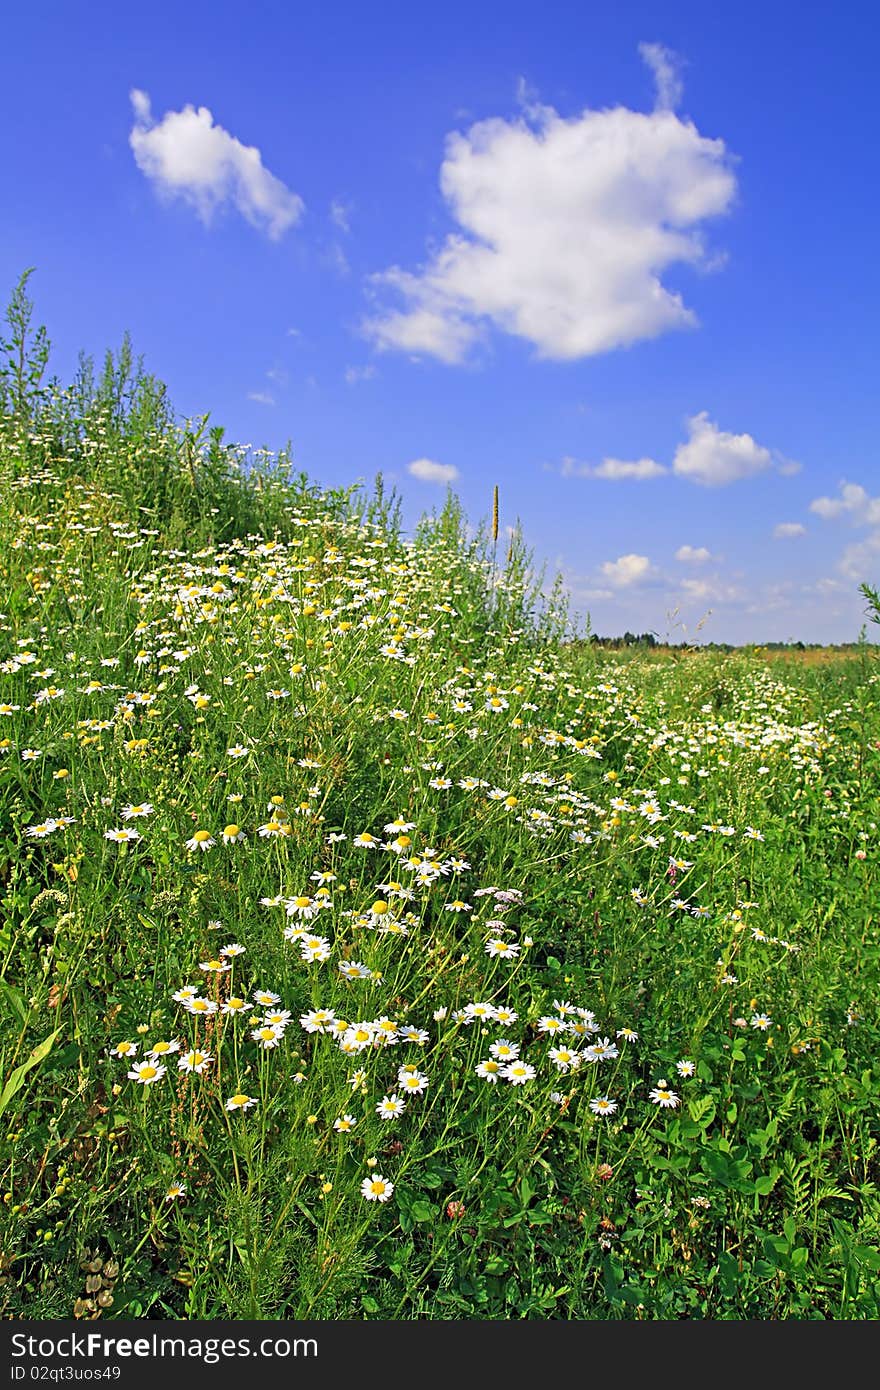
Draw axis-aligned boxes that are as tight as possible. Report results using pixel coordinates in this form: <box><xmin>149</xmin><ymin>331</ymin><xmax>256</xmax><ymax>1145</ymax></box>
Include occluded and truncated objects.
<box><xmin>753</xmin><ymin>1168</ymin><xmax>781</xmax><ymax>1196</ymax></box>
<box><xmin>0</xmin><ymin>982</ymin><xmax>27</xmax><ymax>1025</ymax></box>
<box><xmin>0</xmin><ymin>1029</ymin><xmax>62</xmax><ymax>1121</ymax></box>
<box><xmin>410</xmin><ymin>1201</ymin><xmax>436</xmax><ymax>1223</ymax></box>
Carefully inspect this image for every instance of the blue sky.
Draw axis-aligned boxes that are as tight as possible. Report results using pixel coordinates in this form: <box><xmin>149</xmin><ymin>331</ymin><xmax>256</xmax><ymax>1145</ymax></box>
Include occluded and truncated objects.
<box><xmin>4</xmin><ymin>0</ymin><xmax>879</xmax><ymax>643</ymax></box>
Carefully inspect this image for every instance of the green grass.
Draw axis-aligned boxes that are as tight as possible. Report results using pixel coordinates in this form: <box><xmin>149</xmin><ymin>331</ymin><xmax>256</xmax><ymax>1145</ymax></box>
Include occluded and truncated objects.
<box><xmin>1</xmin><ymin>299</ymin><xmax>879</xmax><ymax>1320</ymax></box>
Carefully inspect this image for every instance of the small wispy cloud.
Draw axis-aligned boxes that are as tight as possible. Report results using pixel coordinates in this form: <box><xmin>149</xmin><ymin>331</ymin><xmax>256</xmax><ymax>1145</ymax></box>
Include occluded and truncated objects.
<box><xmin>675</xmin><ymin>544</ymin><xmax>712</xmax><ymax>563</ymax></box>
<box><xmin>129</xmin><ymin>89</ymin><xmax>303</xmax><ymax>239</ymax></box>
<box><xmin>344</xmin><ymin>364</ymin><xmax>377</xmax><ymax>385</ymax></box>
<box><xmin>562</xmin><ymin>456</ymin><xmax>667</xmax><ymax>480</ymax></box>
<box><xmin>247</xmin><ymin>390</ymin><xmax>275</xmax><ymax>406</ymax></box>
<box><xmin>773</xmin><ymin>522</ymin><xmax>806</xmax><ymax>539</ymax></box>
<box><xmin>407</xmin><ymin>457</ymin><xmax>459</xmax><ymax>484</ymax></box>
<box><xmin>638</xmin><ymin>41</ymin><xmax>685</xmax><ymax>112</ymax></box>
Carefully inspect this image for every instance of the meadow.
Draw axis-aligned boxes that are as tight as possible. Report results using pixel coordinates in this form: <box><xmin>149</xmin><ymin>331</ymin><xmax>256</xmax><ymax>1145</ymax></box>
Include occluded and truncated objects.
<box><xmin>1</xmin><ymin>286</ymin><xmax>879</xmax><ymax>1320</ymax></box>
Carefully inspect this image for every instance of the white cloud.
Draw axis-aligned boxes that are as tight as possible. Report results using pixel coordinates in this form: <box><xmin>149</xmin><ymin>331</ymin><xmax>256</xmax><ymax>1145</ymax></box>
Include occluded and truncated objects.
<box><xmin>839</xmin><ymin>531</ymin><xmax>880</xmax><ymax>581</ymax></box>
<box><xmin>809</xmin><ymin>482</ymin><xmax>880</xmax><ymax>524</ymax></box>
<box><xmin>407</xmin><ymin>457</ymin><xmax>459</xmax><ymax>484</ymax></box>
<box><xmin>247</xmin><ymin>391</ymin><xmax>275</xmax><ymax>406</ymax></box>
<box><xmin>560</xmin><ymin>455</ymin><xmax>667</xmax><ymax>480</ymax></box>
<box><xmin>672</xmin><ymin>412</ymin><xmax>782</xmax><ymax>486</ymax></box>
<box><xmin>773</xmin><ymin>522</ymin><xmax>806</xmax><ymax>539</ymax></box>
<box><xmin>364</xmin><ymin>52</ymin><xmax>736</xmax><ymax>363</ymax></box>
<box><xmin>679</xmin><ymin>576</ymin><xmax>742</xmax><ymax>603</ymax></box>
<box><xmin>129</xmin><ymin>89</ymin><xmax>303</xmax><ymax>239</ymax></box>
<box><xmin>675</xmin><ymin>544</ymin><xmax>712</xmax><ymax>563</ymax></box>
<box><xmin>344</xmin><ymin>364</ymin><xmax>377</xmax><ymax>385</ymax></box>
<box><xmin>330</xmin><ymin>199</ymin><xmax>352</xmax><ymax>232</ymax></box>
<box><xmin>638</xmin><ymin>42</ymin><xmax>685</xmax><ymax>112</ymax></box>
<box><xmin>600</xmin><ymin>553</ymin><xmax>652</xmax><ymax>587</ymax></box>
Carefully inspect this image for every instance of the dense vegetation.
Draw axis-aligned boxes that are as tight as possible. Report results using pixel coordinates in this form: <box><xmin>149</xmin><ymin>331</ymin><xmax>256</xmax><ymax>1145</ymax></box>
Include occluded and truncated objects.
<box><xmin>1</xmin><ymin>274</ymin><xmax>878</xmax><ymax>1320</ymax></box>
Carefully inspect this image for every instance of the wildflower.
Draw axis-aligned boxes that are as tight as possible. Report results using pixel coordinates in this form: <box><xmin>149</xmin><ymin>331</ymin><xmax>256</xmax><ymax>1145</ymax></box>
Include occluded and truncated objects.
<box><xmin>251</xmin><ymin>1024</ymin><xmax>286</xmax><ymax>1049</ymax></box>
<box><xmin>127</xmin><ymin>1060</ymin><xmax>166</xmax><ymax>1085</ymax></box>
<box><xmin>199</xmin><ymin>958</ymin><xmax>231</xmax><ymax>974</ymax></box>
<box><xmin>444</xmin><ymin>899</ymin><xmax>473</xmax><ymax>913</ymax></box>
<box><xmin>221</xmin><ymin>997</ymin><xmax>252</xmax><ymax>1016</ymax></box>
<box><xmin>178</xmin><ymin>1049</ymin><xmax>213</xmax><ymax>1073</ymax></box>
<box><xmin>333</xmin><ymin>1114</ymin><xmax>358</xmax><ymax>1133</ymax></box>
<box><xmin>26</xmin><ymin>821</ymin><xmax>57</xmax><ymax>839</ymax></box>
<box><xmin>595</xmin><ymin>1163</ymin><xmax>614</xmax><ymax>1181</ymax></box>
<box><xmin>475</xmin><ymin>1059</ymin><xmax>502</xmax><ymax>1083</ymax></box>
<box><xmin>104</xmin><ymin>827</ymin><xmax>141</xmax><ymax>844</ymax></box>
<box><xmin>584</xmin><ymin>1037</ymin><xmax>619</xmax><ymax>1063</ymax></box>
<box><xmin>338</xmin><ymin>960</ymin><xmax>372</xmax><ymax>979</ymax></box>
<box><xmin>220</xmin><ymin>942</ymin><xmax>246</xmax><ymax>958</ymax></box>
<box><xmin>121</xmin><ymin>803</ymin><xmax>154</xmax><ymax>819</ymax></box>
<box><xmin>21</xmin><ymin>749</ymin><xmax>41</xmax><ymax>762</ymax></box>
<box><xmin>485</xmin><ymin>938</ymin><xmax>520</xmax><ymax>960</ymax></box>
<box><xmin>501</xmin><ymin>1060</ymin><xmax>536</xmax><ymax>1085</ymax></box>
<box><xmin>172</xmin><ymin>986</ymin><xmax>199</xmax><ymax>1005</ymax></box>
<box><xmin>376</xmin><ymin>1094</ymin><xmax>406</xmax><ymax>1120</ymax></box>
<box><xmin>300</xmin><ymin>935</ymin><xmax>332</xmax><ymax>963</ymax></box>
<box><xmin>489</xmin><ymin>1039</ymin><xmax>520</xmax><ymax>1061</ymax></box>
<box><xmin>494</xmin><ymin>1005</ymin><xmax>518</xmax><ymax>1027</ymax></box>
<box><xmin>537</xmin><ymin>1015</ymin><xmax>568</xmax><ymax>1036</ymax></box>
<box><xmin>300</xmin><ymin>1008</ymin><xmax>337</xmax><ymax>1033</ymax></box>
<box><xmin>165</xmin><ymin>1182</ymin><xmax>186</xmax><ymax>1201</ymax></box>
<box><xmin>348</xmin><ymin>1068</ymin><xmax>368</xmax><ymax>1091</ymax></box>
<box><xmin>462</xmin><ymin>1001</ymin><xmax>497</xmax><ymax>1023</ymax></box>
<box><xmin>262</xmin><ymin>1009</ymin><xmax>292</xmax><ymax>1027</ymax></box>
<box><xmin>549</xmin><ymin>1046</ymin><xmax>581</xmax><ymax>1072</ymax></box>
<box><xmin>225</xmin><ymin>1093</ymin><xmax>258</xmax><ymax>1111</ymax></box>
<box><xmin>397</xmin><ymin>1068</ymin><xmax>429</xmax><ymax>1094</ymax></box>
<box><xmin>676</xmin><ymin>1059</ymin><xmax>697</xmax><ymax>1077</ymax></box>
<box><xmin>616</xmin><ymin>1027</ymin><xmax>639</xmax><ymax>1042</ymax></box>
<box><xmin>750</xmin><ymin>1013</ymin><xmax>773</xmax><ymax>1031</ymax></box>
<box><xmin>399</xmin><ymin>1025</ymin><xmax>429</xmax><ymax>1045</ymax></box>
<box><xmin>649</xmin><ymin>1082</ymin><xmax>680</xmax><ymax>1109</ymax></box>
<box><xmin>110</xmin><ymin>1040</ymin><xmax>138</xmax><ymax>1059</ymax></box>
<box><xmin>361</xmin><ymin>1174</ymin><xmax>395</xmax><ymax>1202</ymax></box>
<box><xmin>148</xmin><ymin>1040</ymin><xmax>180</xmax><ymax>1058</ymax></box>
<box><xmin>227</xmin><ymin>745</ymin><xmax>250</xmax><ymax>758</ymax></box>
<box><xmin>222</xmin><ymin>824</ymin><xmax>245</xmax><ymax>844</ymax></box>
<box><xmin>183</xmin><ymin>997</ymin><xmax>218</xmax><ymax>1017</ymax></box>
<box><xmin>353</xmin><ymin>831</ymin><xmax>380</xmax><ymax>848</ymax></box>
<box><xmin>186</xmin><ymin>830</ymin><xmax>216</xmax><ymax>852</ymax></box>
<box><xmin>589</xmin><ymin>1096</ymin><xmax>618</xmax><ymax>1116</ymax></box>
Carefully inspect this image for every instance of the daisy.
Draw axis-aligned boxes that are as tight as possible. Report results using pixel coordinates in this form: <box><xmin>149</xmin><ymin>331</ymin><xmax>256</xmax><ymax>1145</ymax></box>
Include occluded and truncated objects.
<box><xmin>584</xmin><ymin>1037</ymin><xmax>619</xmax><ymax>1063</ymax></box>
<box><xmin>251</xmin><ymin>1024</ymin><xmax>285</xmax><ymax>1049</ymax></box>
<box><xmin>589</xmin><ymin>1096</ymin><xmax>618</xmax><ymax>1117</ymax></box>
<box><xmin>186</xmin><ymin>830</ymin><xmax>216</xmax><ymax>853</ymax></box>
<box><xmin>475</xmin><ymin>1059</ymin><xmax>502</xmax><ymax>1083</ymax></box>
<box><xmin>676</xmin><ymin>1059</ymin><xmax>697</xmax><ymax>1077</ymax></box>
<box><xmin>361</xmin><ymin>1174</ymin><xmax>394</xmax><ymax>1202</ymax></box>
<box><xmin>300</xmin><ymin>935</ymin><xmax>332</xmax><ymax>963</ymax></box>
<box><xmin>110</xmin><ymin>1040</ymin><xmax>138</xmax><ymax>1059</ymax></box>
<box><xmin>338</xmin><ymin>960</ymin><xmax>372</xmax><ymax>980</ymax></box>
<box><xmin>220</xmin><ymin>942</ymin><xmax>246</xmax><ymax>958</ymax></box>
<box><xmin>616</xmin><ymin>1027</ymin><xmax>639</xmax><ymax>1042</ymax></box>
<box><xmin>300</xmin><ymin>1008</ymin><xmax>337</xmax><ymax>1033</ymax></box>
<box><xmin>549</xmin><ymin>1047</ymin><xmax>581</xmax><ymax>1072</ymax></box>
<box><xmin>333</xmin><ymin>1114</ymin><xmax>358</xmax><ymax>1132</ymax></box>
<box><xmin>397</xmin><ymin>1069</ymin><xmax>429</xmax><ymax>1094</ymax></box>
<box><xmin>182</xmin><ymin>997</ymin><xmax>218</xmax><ymax>1017</ymax></box>
<box><xmin>253</xmin><ymin>989</ymin><xmax>281</xmax><ymax>1007</ymax></box>
<box><xmin>148</xmin><ymin>1040</ymin><xmax>180</xmax><ymax>1058</ymax></box>
<box><xmin>649</xmin><ymin>1082</ymin><xmax>680</xmax><ymax>1109</ymax></box>
<box><xmin>485</xmin><ymin>938</ymin><xmax>520</xmax><ymax>960</ymax></box>
<box><xmin>501</xmin><ymin>1060</ymin><xmax>536</xmax><ymax>1085</ymax></box>
<box><xmin>104</xmin><ymin>827</ymin><xmax>141</xmax><ymax>844</ymax></box>
<box><xmin>398</xmin><ymin>1025</ymin><xmax>429</xmax><ymax>1045</ymax></box>
<box><xmin>127</xmin><ymin>1060</ymin><xmax>166</xmax><ymax>1085</ymax></box>
<box><xmin>750</xmin><ymin>1012</ymin><xmax>773</xmax><ymax>1030</ymax></box>
<box><xmin>221</xmin><ymin>997</ymin><xmax>252</xmax><ymax>1016</ymax></box>
<box><xmin>376</xmin><ymin>1094</ymin><xmax>406</xmax><ymax>1120</ymax></box>
<box><xmin>225</xmin><ymin>1092</ymin><xmax>258</xmax><ymax>1111</ymax></box>
<box><xmin>165</xmin><ymin>1182</ymin><xmax>186</xmax><ymax>1201</ymax></box>
<box><xmin>222</xmin><ymin>824</ymin><xmax>245</xmax><ymax>844</ymax></box>
<box><xmin>121</xmin><ymin>803</ymin><xmax>154</xmax><ymax>820</ymax></box>
<box><xmin>178</xmin><ymin>1049</ymin><xmax>213</xmax><ymax>1073</ymax></box>
<box><xmin>489</xmin><ymin>1039</ymin><xmax>520</xmax><ymax>1061</ymax></box>
<box><xmin>462</xmin><ymin>1002</ymin><xmax>497</xmax><ymax>1024</ymax></box>
<box><xmin>494</xmin><ymin>1006</ymin><xmax>519</xmax><ymax>1027</ymax></box>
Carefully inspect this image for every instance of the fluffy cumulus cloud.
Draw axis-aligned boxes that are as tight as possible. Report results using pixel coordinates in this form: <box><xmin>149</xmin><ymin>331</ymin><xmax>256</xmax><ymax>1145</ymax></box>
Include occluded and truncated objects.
<box><xmin>809</xmin><ymin>481</ymin><xmax>880</xmax><ymax>581</ymax></box>
<box><xmin>773</xmin><ymin>522</ymin><xmax>806</xmax><ymax>539</ymax></box>
<box><xmin>675</xmin><ymin>544</ymin><xmax>712</xmax><ymax>563</ymax></box>
<box><xmin>672</xmin><ymin>412</ymin><xmax>782</xmax><ymax>487</ymax></box>
<box><xmin>809</xmin><ymin>482</ymin><xmax>880</xmax><ymax>525</ymax></box>
<box><xmin>365</xmin><ymin>46</ymin><xmax>736</xmax><ymax>363</ymax></box>
<box><xmin>407</xmin><ymin>457</ymin><xmax>459</xmax><ymax>484</ymax></box>
<box><xmin>600</xmin><ymin>553</ymin><xmax>653</xmax><ymax>587</ymax></box>
<box><xmin>129</xmin><ymin>90</ymin><xmax>303</xmax><ymax>239</ymax></box>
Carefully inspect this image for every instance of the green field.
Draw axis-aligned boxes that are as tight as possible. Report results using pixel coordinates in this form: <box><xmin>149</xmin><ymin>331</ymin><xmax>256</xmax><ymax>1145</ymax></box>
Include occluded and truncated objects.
<box><xmin>2</xmin><ymin>290</ymin><xmax>879</xmax><ymax>1320</ymax></box>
